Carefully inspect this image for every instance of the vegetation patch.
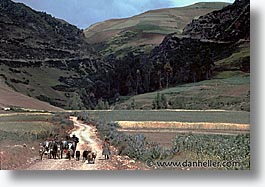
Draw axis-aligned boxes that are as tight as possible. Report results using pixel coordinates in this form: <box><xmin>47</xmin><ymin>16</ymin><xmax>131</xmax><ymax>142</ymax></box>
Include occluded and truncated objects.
<box><xmin>83</xmin><ymin>110</ymin><xmax>249</xmax><ymax>124</ymax></box>
<box><xmin>173</xmin><ymin>133</ymin><xmax>250</xmax><ymax>170</ymax></box>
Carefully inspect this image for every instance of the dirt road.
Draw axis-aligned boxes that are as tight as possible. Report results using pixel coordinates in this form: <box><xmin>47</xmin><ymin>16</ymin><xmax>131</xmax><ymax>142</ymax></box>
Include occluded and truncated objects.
<box><xmin>26</xmin><ymin>117</ymin><xmax>145</xmax><ymax>170</ymax></box>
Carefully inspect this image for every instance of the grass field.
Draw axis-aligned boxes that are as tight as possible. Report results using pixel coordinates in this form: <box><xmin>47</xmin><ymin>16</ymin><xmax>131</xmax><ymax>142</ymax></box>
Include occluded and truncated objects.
<box><xmin>117</xmin><ymin>121</ymin><xmax>249</xmax><ymax>132</ymax></box>
<box><xmin>0</xmin><ymin>64</ymin><xmax>77</xmax><ymax>110</ymax></box>
<box><xmin>84</xmin><ymin>110</ymin><xmax>249</xmax><ymax>124</ymax></box>
<box><xmin>78</xmin><ymin>109</ymin><xmax>250</xmax><ymax>150</ymax></box>
<box><xmin>0</xmin><ymin>113</ymin><xmax>61</xmax><ymax>145</ymax></box>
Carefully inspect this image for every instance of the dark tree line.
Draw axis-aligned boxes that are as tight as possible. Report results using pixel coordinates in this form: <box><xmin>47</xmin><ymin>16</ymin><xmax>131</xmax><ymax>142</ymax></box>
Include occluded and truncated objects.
<box><xmin>74</xmin><ymin>36</ymin><xmax>234</xmax><ymax>110</ymax></box>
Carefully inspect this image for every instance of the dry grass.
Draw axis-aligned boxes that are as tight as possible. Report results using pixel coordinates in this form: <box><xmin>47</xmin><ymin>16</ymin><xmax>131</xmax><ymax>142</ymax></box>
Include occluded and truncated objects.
<box><xmin>117</xmin><ymin>121</ymin><xmax>249</xmax><ymax>131</ymax></box>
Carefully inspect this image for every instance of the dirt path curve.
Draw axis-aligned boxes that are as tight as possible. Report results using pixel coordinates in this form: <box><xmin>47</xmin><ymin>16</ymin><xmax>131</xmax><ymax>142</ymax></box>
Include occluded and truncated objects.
<box><xmin>26</xmin><ymin>117</ymin><xmax>145</xmax><ymax>170</ymax></box>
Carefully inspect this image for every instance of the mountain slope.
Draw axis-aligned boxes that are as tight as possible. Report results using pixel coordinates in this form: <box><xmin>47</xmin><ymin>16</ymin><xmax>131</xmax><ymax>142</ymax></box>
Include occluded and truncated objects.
<box><xmin>0</xmin><ymin>0</ymin><xmax>93</xmax><ymax>60</ymax></box>
<box><xmin>0</xmin><ymin>0</ymin><xmax>111</xmax><ymax>110</ymax></box>
<box><xmin>183</xmin><ymin>0</ymin><xmax>250</xmax><ymax>41</ymax></box>
<box><xmin>0</xmin><ymin>0</ymin><xmax>250</xmax><ymax>111</ymax></box>
<box><xmin>0</xmin><ymin>78</ymin><xmax>63</xmax><ymax>111</ymax></box>
<box><xmin>113</xmin><ymin>0</ymin><xmax>250</xmax><ymax>111</ymax></box>
<box><xmin>84</xmin><ymin>2</ymin><xmax>229</xmax><ymax>57</ymax></box>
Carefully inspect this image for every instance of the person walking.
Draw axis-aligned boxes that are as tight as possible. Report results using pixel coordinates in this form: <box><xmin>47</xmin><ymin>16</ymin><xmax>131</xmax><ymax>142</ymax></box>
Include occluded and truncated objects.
<box><xmin>102</xmin><ymin>138</ymin><xmax>111</xmax><ymax>160</ymax></box>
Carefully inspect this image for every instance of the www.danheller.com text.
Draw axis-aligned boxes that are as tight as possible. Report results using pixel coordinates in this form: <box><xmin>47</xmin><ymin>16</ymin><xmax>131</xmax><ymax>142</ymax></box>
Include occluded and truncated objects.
<box><xmin>146</xmin><ymin>159</ymin><xmax>241</xmax><ymax>168</ymax></box>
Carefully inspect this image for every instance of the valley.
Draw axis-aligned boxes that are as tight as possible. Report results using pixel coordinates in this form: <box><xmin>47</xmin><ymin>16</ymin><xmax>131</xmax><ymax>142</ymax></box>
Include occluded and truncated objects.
<box><xmin>0</xmin><ymin>0</ymin><xmax>250</xmax><ymax>170</ymax></box>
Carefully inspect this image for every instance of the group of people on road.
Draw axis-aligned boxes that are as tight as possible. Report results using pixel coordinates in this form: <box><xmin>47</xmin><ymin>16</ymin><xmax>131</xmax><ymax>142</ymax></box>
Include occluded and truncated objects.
<box><xmin>40</xmin><ymin>133</ymin><xmax>111</xmax><ymax>161</ymax></box>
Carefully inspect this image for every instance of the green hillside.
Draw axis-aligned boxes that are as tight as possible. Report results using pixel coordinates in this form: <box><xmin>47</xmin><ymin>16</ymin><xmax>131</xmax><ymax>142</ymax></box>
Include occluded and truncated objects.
<box><xmin>84</xmin><ymin>2</ymin><xmax>230</xmax><ymax>57</ymax></box>
<box><xmin>0</xmin><ymin>0</ymin><xmax>111</xmax><ymax>110</ymax></box>
<box><xmin>115</xmin><ymin>73</ymin><xmax>250</xmax><ymax>111</ymax></box>
<box><xmin>0</xmin><ymin>64</ymin><xmax>77</xmax><ymax>108</ymax></box>
<box><xmin>114</xmin><ymin>42</ymin><xmax>250</xmax><ymax>111</ymax></box>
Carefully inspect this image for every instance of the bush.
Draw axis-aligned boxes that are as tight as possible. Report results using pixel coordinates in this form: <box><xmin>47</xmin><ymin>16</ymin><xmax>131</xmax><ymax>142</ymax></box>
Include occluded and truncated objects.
<box><xmin>174</xmin><ymin>133</ymin><xmax>250</xmax><ymax>170</ymax></box>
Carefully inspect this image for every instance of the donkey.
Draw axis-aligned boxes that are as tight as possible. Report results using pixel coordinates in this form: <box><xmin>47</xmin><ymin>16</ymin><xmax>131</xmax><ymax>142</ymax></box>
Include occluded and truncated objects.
<box><xmin>67</xmin><ymin>141</ymin><xmax>76</xmax><ymax>160</ymax></box>
<box><xmin>39</xmin><ymin>141</ymin><xmax>51</xmax><ymax>160</ymax></box>
<box><xmin>60</xmin><ymin>140</ymin><xmax>69</xmax><ymax>159</ymax></box>
<box><xmin>49</xmin><ymin>141</ymin><xmax>59</xmax><ymax>159</ymax></box>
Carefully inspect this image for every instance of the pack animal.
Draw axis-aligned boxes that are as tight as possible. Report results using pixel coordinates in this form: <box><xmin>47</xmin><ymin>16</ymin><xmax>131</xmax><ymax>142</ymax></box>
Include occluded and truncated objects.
<box><xmin>88</xmin><ymin>151</ymin><xmax>97</xmax><ymax>164</ymax></box>
<box><xmin>67</xmin><ymin>142</ymin><xmax>76</xmax><ymax>160</ymax></box>
<box><xmin>49</xmin><ymin>141</ymin><xmax>59</xmax><ymax>159</ymax></box>
<box><xmin>39</xmin><ymin>141</ymin><xmax>50</xmax><ymax>160</ymax></box>
<box><xmin>76</xmin><ymin>151</ymin><xmax>81</xmax><ymax>161</ymax></box>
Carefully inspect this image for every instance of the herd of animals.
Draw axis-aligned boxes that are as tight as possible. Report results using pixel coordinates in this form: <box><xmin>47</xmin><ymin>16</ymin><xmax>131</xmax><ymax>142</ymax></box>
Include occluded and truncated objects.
<box><xmin>39</xmin><ymin>135</ymin><xmax>97</xmax><ymax>164</ymax></box>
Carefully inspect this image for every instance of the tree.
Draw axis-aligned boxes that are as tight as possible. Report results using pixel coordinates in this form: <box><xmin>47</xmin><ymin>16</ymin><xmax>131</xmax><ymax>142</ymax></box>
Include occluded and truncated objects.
<box><xmin>136</xmin><ymin>69</ymin><xmax>141</xmax><ymax>94</ymax></box>
<box><xmin>95</xmin><ymin>98</ymin><xmax>105</xmax><ymax>110</ymax></box>
<box><xmin>157</xmin><ymin>70</ymin><xmax>162</xmax><ymax>89</ymax></box>
<box><xmin>161</xmin><ymin>94</ymin><xmax>168</xmax><ymax>109</ymax></box>
<box><xmin>104</xmin><ymin>101</ymin><xmax>110</xmax><ymax>110</ymax></box>
<box><xmin>131</xmin><ymin>98</ymin><xmax>136</xmax><ymax>110</ymax></box>
<box><xmin>66</xmin><ymin>93</ymin><xmax>84</xmax><ymax>110</ymax></box>
<box><xmin>152</xmin><ymin>92</ymin><xmax>162</xmax><ymax>109</ymax></box>
<box><xmin>164</xmin><ymin>62</ymin><xmax>173</xmax><ymax>88</ymax></box>
<box><xmin>105</xmin><ymin>70</ymin><xmax>111</xmax><ymax>96</ymax></box>
<box><xmin>126</xmin><ymin>72</ymin><xmax>134</xmax><ymax>94</ymax></box>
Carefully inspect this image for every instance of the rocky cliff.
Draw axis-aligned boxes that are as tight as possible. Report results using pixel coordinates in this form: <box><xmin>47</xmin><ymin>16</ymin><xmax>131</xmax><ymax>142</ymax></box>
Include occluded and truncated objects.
<box><xmin>183</xmin><ymin>0</ymin><xmax>250</xmax><ymax>42</ymax></box>
<box><xmin>148</xmin><ymin>0</ymin><xmax>250</xmax><ymax>87</ymax></box>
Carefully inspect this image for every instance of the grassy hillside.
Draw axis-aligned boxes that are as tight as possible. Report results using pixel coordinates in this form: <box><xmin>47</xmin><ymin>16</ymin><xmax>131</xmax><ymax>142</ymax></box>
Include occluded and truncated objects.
<box><xmin>115</xmin><ymin>74</ymin><xmax>250</xmax><ymax>111</ymax></box>
<box><xmin>84</xmin><ymin>2</ymin><xmax>229</xmax><ymax>57</ymax></box>
<box><xmin>115</xmin><ymin>42</ymin><xmax>250</xmax><ymax>111</ymax></box>
<box><xmin>0</xmin><ymin>63</ymin><xmax>77</xmax><ymax>110</ymax></box>
<box><xmin>0</xmin><ymin>0</ymin><xmax>111</xmax><ymax>110</ymax></box>
<box><xmin>0</xmin><ymin>74</ymin><xmax>63</xmax><ymax>111</ymax></box>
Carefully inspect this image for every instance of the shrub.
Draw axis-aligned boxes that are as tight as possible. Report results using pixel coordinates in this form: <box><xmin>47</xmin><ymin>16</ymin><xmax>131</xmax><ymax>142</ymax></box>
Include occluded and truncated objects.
<box><xmin>174</xmin><ymin>133</ymin><xmax>250</xmax><ymax>169</ymax></box>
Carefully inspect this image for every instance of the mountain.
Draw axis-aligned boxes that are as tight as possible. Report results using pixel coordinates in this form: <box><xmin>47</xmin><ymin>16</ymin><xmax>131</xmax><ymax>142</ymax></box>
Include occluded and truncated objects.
<box><xmin>0</xmin><ymin>0</ymin><xmax>111</xmax><ymax>110</ymax></box>
<box><xmin>0</xmin><ymin>0</ymin><xmax>250</xmax><ymax>111</ymax></box>
<box><xmin>113</xmin><ymin>0</ymin><xmax>250</xmax><ymax>111</ymax></box>
<box><xmin>1</xmin><ymin>0</ymin><xmax>91</xmax><ymax>60</ymax></box>
<box><xmin>84</xmin><ymin>2</ymin><xmax>230</xmax><ymax>57</ymax></box>
<box><xmin>183</xmin><ymin>0</ymin><xmax>250</xmax><ymax>41</ymax></box>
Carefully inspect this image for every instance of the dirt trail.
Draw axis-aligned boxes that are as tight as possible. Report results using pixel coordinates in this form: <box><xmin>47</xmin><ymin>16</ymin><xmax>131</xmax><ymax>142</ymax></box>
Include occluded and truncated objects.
<box><xmin>26</xmin><ymin>117</ymin><xmax>145</xmax><ymax>170</ymax></box>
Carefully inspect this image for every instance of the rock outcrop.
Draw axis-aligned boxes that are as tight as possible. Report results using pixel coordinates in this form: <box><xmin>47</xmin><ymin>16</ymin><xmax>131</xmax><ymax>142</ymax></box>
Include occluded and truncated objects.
<box><xmin>183</xmin><ymin>0</ymin><xmax>250</xmax><ymax>42</ymax></box>
<box><xmin>147</xmin><ymin>0</ymin><xmax>250</xmax><ymax>87</ymax></box>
